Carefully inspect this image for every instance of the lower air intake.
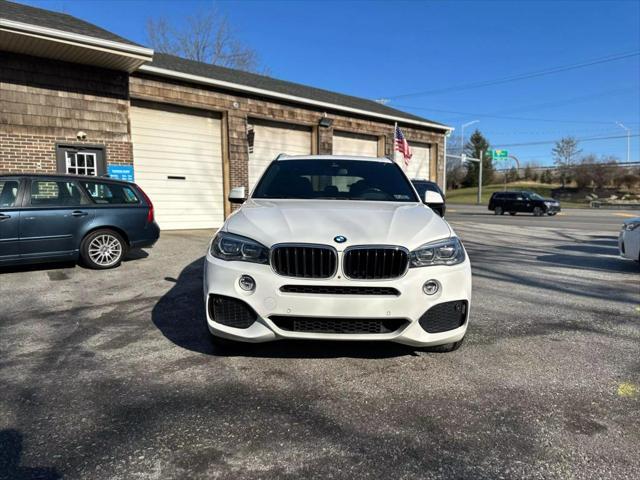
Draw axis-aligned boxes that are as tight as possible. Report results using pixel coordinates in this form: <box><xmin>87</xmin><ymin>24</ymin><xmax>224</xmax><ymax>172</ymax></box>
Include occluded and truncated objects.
<box><xmin>208</xmin><ymin>295</ymin><xmax>257</xmax><ymax>329</ymax></box>
<box><xmin>270</xmin><ymin>316</ymin><xmax>407</xmax><ymax>334</ymax></box>
<box><xmin>419</xmin><ymin>300</ymin><xmax>468</xmax><ymax>333</ymax></box>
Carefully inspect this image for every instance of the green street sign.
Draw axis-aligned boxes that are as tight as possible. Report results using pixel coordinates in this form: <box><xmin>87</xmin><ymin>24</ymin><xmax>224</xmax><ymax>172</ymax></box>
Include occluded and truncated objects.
<box><xmin>492</xmin><ymin>149</ymin><xmax>508</xmax><ymax>160</ymax></box>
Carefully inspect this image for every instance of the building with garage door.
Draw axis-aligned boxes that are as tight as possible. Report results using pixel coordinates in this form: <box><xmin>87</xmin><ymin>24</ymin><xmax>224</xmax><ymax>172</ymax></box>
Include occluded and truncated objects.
<box><xmin>0</xmin><ymin>0</ymin><xmax>452</xmax><ymax>230</ymax></box>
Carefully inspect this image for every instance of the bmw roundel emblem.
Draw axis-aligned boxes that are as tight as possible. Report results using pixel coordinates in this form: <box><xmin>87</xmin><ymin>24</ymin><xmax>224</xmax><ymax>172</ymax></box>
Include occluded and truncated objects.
<box><xmin>334</xmin><ymin>235</ymin><xmax>347</xmax><ymax>244</ymax></box>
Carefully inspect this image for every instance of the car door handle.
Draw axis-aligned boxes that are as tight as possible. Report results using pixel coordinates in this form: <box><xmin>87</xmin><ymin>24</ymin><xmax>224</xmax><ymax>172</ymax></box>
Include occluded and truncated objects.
<box><xmin>71</xmin><ymin>211</ymin><xmax>88</xmax><ymax>217</ymax></box>
<box><xmin>0</xmin><ymin>213</ymin><xmax>10</xmax><ymax>221</ymax></box>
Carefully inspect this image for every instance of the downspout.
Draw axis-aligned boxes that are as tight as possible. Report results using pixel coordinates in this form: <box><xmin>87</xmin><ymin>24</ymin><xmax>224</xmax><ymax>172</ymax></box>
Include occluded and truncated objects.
<box><xmin>443</xmin><ymin>130</ymin><xmax>452</xmax><ymax>191</ymax></box>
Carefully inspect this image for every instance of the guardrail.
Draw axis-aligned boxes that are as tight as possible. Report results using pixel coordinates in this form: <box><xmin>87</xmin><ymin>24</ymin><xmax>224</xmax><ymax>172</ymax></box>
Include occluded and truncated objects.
<box><xmin>590</xmin><ymin>201</ymin><xmax>640</xmax><ymax>210</ymax></box>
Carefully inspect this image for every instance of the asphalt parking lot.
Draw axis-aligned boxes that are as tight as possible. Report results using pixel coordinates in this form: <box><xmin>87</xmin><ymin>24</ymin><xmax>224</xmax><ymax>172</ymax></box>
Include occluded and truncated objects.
<box><xmin>1</xmin><ymin>207</ymin><xmax>639</xmax><ymax>480</ymax></box>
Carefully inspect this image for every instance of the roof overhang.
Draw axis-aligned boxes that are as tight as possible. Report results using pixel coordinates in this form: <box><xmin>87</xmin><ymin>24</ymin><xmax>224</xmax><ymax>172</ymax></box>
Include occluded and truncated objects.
<box><xmin>0</xmin><ymin>18</ymin><xmax>153</xmax><ymax>72</ymax></box>
<box><xmin>138</xmin><ymin>64</ymin><xmax>453</xmax><ymax>132</ymax></box>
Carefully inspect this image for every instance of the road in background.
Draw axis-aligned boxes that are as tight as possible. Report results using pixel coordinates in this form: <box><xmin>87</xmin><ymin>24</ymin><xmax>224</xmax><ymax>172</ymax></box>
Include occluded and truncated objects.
<box><xmin>446</xmin><ymin>204</ymin><xmax>640</xmax><ymax>231</ymax></box>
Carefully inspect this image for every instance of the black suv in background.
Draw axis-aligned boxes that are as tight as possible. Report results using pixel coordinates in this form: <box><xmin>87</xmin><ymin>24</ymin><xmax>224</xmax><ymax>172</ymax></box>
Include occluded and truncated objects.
<box><xmin>411</xmin><ymin>179</ymin><xmax>446</xmax><ymax>216</ymax></box>
<box><xmin>488</xmin><ymin>191</ymin><xmax>561</xmax><ymax>216</ymax></box>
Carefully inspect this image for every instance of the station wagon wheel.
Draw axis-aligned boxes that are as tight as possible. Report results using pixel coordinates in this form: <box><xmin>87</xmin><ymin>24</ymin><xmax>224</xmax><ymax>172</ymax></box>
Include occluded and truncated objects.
<box><xmin>81</xmin><ymin>229</ymin><xmax>127</xmax><ymax>269</ymax></box>
<box><xmin>533</xmin><ymin>206</ymin><xmax>543</xmax><ymax>217</ymax></box>
<box><xmin>494</xmin><ymin>206</ymin><xmax>503</xmax><ymax>215</ymax></box>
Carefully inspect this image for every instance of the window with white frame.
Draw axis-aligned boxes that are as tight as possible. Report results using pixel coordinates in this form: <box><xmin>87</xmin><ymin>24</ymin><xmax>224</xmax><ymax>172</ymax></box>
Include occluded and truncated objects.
<box><xmin>66</xmin><ymin>151</ymin><xmax>97</xmax><ymax>176</ymax></box>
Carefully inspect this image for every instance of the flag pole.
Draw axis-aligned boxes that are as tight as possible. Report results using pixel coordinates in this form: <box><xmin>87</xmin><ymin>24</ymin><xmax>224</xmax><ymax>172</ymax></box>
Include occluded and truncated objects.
<box><xmin>392</xmin><ymin>122</ymin><xmax>397</xmax><ymax>165</ymax></box>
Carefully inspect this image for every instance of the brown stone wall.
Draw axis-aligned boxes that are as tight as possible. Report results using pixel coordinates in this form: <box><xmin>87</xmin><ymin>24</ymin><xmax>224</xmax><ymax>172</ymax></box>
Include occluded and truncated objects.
<box><xmin>129</xmin><ymin>74</ymin><xmax>447</xmax><ymax>200</ymax></box>
<box><xmin>0</xmin><ymin>52</ymin><xmax>132</xmax><ymax>173</ymax></box>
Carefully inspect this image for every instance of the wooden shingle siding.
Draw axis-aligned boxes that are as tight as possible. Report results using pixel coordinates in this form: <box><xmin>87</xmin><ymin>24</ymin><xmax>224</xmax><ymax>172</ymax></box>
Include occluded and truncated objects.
<box><xmin>0</xmin><ymin>52</ymin><xmax>132</xmax><ymax>172</ymax></box>
<box><xmin>0</xmin><ymin>53</ymin><xmax>129</xmax><ymax>139</ymax></box>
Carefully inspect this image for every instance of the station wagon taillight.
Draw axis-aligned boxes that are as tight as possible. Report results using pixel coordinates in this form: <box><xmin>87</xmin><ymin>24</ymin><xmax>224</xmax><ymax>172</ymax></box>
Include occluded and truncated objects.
<box><xmin>136</xmin><ymin>185</ymin><xmax>154</xmax><ymax>223</ymax></box>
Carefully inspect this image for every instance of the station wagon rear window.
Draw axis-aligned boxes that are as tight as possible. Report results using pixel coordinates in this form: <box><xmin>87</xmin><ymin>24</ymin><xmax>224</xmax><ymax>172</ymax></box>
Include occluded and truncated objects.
<box><xmin>81</xmin><ymin>181</ymin><xmax>139</xmax><ymax>205</ymax></box>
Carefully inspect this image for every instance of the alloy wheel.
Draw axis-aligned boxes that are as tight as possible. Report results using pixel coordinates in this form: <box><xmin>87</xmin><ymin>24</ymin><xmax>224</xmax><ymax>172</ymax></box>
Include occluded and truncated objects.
<box><xmin>88</xmin><ymin>234</ymin><xmax>123</xmax><ymax>267</ymax></box>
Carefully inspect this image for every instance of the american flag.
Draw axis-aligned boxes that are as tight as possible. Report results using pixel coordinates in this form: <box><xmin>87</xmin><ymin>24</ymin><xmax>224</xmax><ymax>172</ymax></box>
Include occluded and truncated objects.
<box><xmin>394</xmin><ymin>125</ymin><xmax>412</xmax><ymax>166</ymax></box>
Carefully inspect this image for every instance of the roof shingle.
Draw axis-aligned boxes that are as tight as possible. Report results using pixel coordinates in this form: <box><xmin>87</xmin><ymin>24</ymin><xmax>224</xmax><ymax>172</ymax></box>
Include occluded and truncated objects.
<box><xmin>0</xmin><ymin>0</ymin><xmax>141</xmax><ymax>46</ymax></box>
<box><xmin>146</xmin><ymin>53</ymin><xmax>448</xmax><ymax>129</ymax></box>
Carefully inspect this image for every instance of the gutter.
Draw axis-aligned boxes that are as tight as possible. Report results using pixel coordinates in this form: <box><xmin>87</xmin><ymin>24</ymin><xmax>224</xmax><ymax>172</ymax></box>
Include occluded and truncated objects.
<box><xmin>138</xmin><ymin>64</ymin><xmax>453</xmax><ymax>132</ymax></box>
<box><xmin>0</xmin><ymin>18</ymin><xmax>154</xmax><ymax>60</ymax></box>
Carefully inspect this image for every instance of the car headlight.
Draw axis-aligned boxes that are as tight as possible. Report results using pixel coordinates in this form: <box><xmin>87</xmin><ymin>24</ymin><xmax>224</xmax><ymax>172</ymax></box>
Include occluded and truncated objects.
<box><xmin>623</xmin><ymin>222</ymin><xmax>640</xmax><ymax>231</ymax></box>
<box><xmin>210</xmin><ymin>232</ymin><xmax>269</xmax><ymax>264</ymax></box>
<box><xmin>544</xmin><ymin>201</ymin><xmax>554</xmax><ymax>207</ymax></box>
<box><xmin>410</xmin><ymin>237</ymin><xmax>465</xmax><ymax>267</ymax></box>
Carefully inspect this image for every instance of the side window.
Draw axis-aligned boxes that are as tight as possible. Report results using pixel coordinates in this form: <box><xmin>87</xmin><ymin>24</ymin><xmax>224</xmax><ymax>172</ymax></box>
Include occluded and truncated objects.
<box><xmin>30</xmin><ymin>180</ymin><xmax>86</xmax><ymax>207</ymax></box>
<box><xmin>81</xmin><ymin>181</ymin><xmax>140</xmax><ymax>205</ymax></box>
<box><xmin>0</xmin><ymin>180</ymin><xmax>20</xmax><ymax>207</ymax></box>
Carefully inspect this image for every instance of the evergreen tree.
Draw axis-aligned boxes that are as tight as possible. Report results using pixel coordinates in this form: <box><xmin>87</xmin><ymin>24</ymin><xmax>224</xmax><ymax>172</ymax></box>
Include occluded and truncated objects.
<box><xmin>462</xmin><ymin>130</ymin><xmax>494</xmax><ymax>187</ymax></box>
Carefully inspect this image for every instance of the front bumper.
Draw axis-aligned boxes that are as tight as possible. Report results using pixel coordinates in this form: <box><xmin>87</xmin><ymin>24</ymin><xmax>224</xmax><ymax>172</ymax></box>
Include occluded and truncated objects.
<box><xmin>203</xmin><ymin>251</ymin><xmax>472</xmax><ymax>347</ymax></box>
<box><xmin>546</xmin><ymin>205</ymin><xmax>561</xmax><ymax>214</ymax></box>
<box><xmin>619</xmin><ymin>230</ymin><xmax>639</xmax><ymax>261</ymax></box>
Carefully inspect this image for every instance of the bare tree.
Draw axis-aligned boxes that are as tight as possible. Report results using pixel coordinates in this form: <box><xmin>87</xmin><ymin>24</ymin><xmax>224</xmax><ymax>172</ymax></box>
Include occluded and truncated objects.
<box><xmin>572</xmin><ymin>155</ymin><xmax>595</xmax><ymax>189</ymax></box>
<box><xmin>552</xmin><ymin>136</ymin><xmax>582</xmax><ymax>189</ymax></box>
<box><xmin>146</xmin><ymin>6</ymin><xmax>262</xmax><ymax>72</ymax></box>
<box><xmin>591</xmin><ymin>155</ymin><xmax>618</xmax><ymax>189</ymax></box>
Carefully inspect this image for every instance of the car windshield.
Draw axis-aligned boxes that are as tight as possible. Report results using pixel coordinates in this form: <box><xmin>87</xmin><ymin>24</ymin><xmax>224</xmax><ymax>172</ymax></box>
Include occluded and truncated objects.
<box><xmin>527</xmin><ymin>192</ymin><xmax>544</xmax><ymax>200</ymax></box>
<box><xmin>252</xmin><ymin>159</ymin><xmax>419</xmax><ymax>202</ymax></box>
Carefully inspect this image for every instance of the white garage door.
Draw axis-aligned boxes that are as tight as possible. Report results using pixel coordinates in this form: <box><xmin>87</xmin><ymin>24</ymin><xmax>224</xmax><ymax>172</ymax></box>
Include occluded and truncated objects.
<box><xmin>130</xmin><ymin>105</ymin><xmax>224</xmax><ymax>230</ymax></box>
<box><xmin>248</xmin><ymin>119</ymin><xmax>312</xmax><ymax>190</ymax></box>
<box><xmin>405</xmin><ymin>143</ymin><xmax>431</xmax><ymax>180</ymax></box>
<box><xmin>332</xmin><ymin>131</ymin><xmax>378</xmax><ymax>157</ymax></box>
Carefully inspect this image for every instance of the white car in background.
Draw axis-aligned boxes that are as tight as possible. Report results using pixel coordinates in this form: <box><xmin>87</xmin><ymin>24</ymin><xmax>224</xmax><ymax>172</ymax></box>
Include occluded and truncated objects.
<box><xmin>203</xmin><ymin>155</ymin><xmax>472</xmax><ymax>351</ymax></box>
<box><xmin>619</xmin><ymin>217</ymin><xmax>640</xmax><ymax>262</ymax></box>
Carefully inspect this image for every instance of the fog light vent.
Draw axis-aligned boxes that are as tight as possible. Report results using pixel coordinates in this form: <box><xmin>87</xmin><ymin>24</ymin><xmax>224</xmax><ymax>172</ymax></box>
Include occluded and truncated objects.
<box><xmin>419</xmin><ymin>300</ymin><xmax>468</xmax><ymax>333</ymax></box>
<box><xmin>209</xmin><ymin>295</ymin><xmax>257</xmax><ymax>329</ymax></box>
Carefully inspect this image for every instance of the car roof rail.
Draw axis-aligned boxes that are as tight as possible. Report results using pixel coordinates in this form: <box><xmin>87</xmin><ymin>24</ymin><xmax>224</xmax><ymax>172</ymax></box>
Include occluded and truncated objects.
<box><xmin>274</xmin><ymin>153</ymin><xmax>289</xmax><ymax>161</ymax></box>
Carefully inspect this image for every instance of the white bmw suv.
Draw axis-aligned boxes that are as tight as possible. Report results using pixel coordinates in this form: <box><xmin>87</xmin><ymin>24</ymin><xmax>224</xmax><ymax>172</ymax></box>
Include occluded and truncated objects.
<box><xmin>203</xmin><ymin>155</ymin><xmax>472</xmax><ymax>351</ymax></box>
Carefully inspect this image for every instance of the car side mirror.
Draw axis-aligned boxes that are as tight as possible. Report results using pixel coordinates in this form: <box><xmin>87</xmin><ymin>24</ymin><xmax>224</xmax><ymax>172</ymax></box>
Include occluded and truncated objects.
<box><xmin>229</xmin><ymin>186</ymin><xmax>247</xmax><ymax>204</ymax></box>
<box><xmin>424</xmin><ymin>190</ymin><xmax>444</xmax><ymax>205</ymax></box>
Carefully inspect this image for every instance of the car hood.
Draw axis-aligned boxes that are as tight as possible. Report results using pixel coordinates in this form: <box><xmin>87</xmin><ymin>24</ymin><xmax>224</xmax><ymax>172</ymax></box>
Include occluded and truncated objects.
<box><xmin>224</xmin><ymin>199</ymin><xmax>452</xmax><ymax>250</ymax></box>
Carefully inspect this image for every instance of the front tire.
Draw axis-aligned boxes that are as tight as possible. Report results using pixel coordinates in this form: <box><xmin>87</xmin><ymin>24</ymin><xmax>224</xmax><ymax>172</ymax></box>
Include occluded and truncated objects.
<box><xmin>81</xmin><ymin>229</ymin><xmax>127</xmax><ymax>269</ymax></box>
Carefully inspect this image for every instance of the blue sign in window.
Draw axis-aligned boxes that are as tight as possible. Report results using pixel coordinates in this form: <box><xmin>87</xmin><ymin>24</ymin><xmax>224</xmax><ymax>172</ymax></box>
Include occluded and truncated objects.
<box><xmin>107</xmin><ymin>164</ymin><xmax>134</xmax><ymax>182</ymax></box>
